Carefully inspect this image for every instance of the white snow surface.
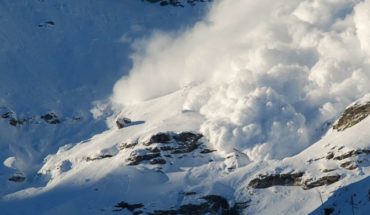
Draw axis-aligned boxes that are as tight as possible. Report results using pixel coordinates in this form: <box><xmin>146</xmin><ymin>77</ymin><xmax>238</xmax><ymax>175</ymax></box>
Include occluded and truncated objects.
<box><xmin>1</xmin><ymin>0</ymin><xmax>370</xmax><ymax>214</ymax></box>
<box><xmin>1</xmin><ymin>89</ymin><xmax>370</xmax><ymax>214</ymax></box>
<box><xmin>112</xmin><ymin>0</ymin><xmax>370</xmax><ymax>160</ymax></box>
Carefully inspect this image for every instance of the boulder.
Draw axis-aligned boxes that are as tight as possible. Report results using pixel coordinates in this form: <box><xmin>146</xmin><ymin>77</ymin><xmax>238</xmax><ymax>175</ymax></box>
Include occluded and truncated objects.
<box><xmin>115</xmin><ymin>117</ymin><xmax>131</xmax><ymax>129</ymax></box>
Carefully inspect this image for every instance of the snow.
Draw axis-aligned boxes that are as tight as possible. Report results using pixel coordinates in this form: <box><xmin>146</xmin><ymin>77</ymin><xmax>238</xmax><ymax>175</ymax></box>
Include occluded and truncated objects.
<box><xmin>112</xmin><ymin>0</ymin><xmax>370</xmax><ymax>160</ymax></box>
<box><xmin>1</xmin><ymin>0</ymin><xmax>370</xmax><ymax>214</ymax></box>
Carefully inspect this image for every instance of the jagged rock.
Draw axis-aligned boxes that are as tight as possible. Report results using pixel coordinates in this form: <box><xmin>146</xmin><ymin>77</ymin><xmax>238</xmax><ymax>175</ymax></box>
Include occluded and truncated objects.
<box><xmin>152</xmin><ymin>195</ymin><xmax>239</xmax><ymax>215</ymax></box>
<box><xmin>38</xmin><ymin>21</ymin><xmax>55</xmax><ymax>27</ymax></box>
<box><xmin>127</xmin><ymin>150</ymin><xmax>161</xmax><ymax>165</ymax></box>
<box><xmin>127</xmin><ymin>132</ymin><xmax>203</xmax><ymax>165</ymax></box>
<box><xmin>145</xmin><ymin>132</ymin><xmax>172</xmax><ymax>145</ymax></box>
<box><xmin>145</xmin><ymin>132</ymin><xmax>203</xmax><ymax>153</ymax></box>
<box><xmin>116</xmin><ymin>117</ymin><xmax>132</xmax><ymax>129</ymax></box>
<box><xmin>8</xmin><ymin>174</ymin><xmax>26</xmax><ymax>182</ymax></box>
<box><xmin>326</xmin><ymin>152</ymin><xmax>334</xmax><ymax>160</ymax></box>
<box><xmin>324</xmin><ymin>208</ymin><xmax>335</xmax><ymax>215</ymax></box>
<box><xmin>333</xmin><ymin>101</ymin><xmax>370</xmax><ymax>131</ymax></box>
<box><xmin>248</xmin><ymin>172</ymin><xmax>304</xmax><ymax>188</ymax></box>
<box><xmin>302</xmin><ymin>175</ymin><xmax>341</xmax><ymax>190</ymax></box>
<box><xmin>8</xmin><ymin>118</ymin><xmax>29</xmax><ymax>127</ymax></box>
<box><xmin>143</xmin><ymin>0</ymin><xmax>211</xmax><ymax>7</ymax></box>
<box><xmin>1</xmin><ymin>111</ymin><xmax>13</xmax><ymax>119</ymax></box>
<box><xmin>332</xmin><ymin>149</ymin><xmax>370</xmax><ymax>160</ymax></box>
<box><xmin>149</xmin><ymin>158</ymin><xmax>167</xmax><ymax>165</ymax></box>
<box><xmin>41</xmin><ymin>113</ymin><xmax>60</xmax><ymax>124</ymax></box>
<box><xmin>200</xmin><ymin>148</ymin><xmax>216</xmax><ymax>154</ymax></box>
<box><xmin>249</xmin><ymin>172</ymin><xmax>341</xmax><ymax>190</ymax></box>
<box><xmin>86</xmin><ymin>154</ymin><xmax>113</xmax><ymax>162</ymax></box>
<box><xmin>340</xmin><ymin>161</ymin><xmax>357</xmax><ymax>170</ymax></box>
<box><xmin>113</xmin><ymin>201</ymin><xmax>144</xmax><ymax>212</ymax></box>
<box><xmin>119</xmin><ymin>142</ymin><xmax>137</xmax><ymax>150</ymax></box>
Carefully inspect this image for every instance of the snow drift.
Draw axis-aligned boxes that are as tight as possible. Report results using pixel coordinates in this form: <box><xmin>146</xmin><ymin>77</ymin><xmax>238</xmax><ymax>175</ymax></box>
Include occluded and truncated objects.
<box><xmin>112</xmin><ymin>0</ymin><xmax>370</xmax><ymax>160</ymax></box>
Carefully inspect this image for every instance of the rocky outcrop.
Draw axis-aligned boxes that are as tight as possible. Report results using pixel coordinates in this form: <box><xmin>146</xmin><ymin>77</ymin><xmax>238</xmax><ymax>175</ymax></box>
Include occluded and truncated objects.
<box><xmin>333</xmin><ymin>101</ymin><xmax>370</xmax><ymax>131</ymax></box>
<box><xmin>125</xmin><ymin>132</ymin><xmax>203</xmax><ymax>166</ymax></box>
<box><xmin>86</xmin><ymin>154</ymin><xmax>113</xmax><ymax>162</ymax></box>
<box><xmin>249</xmin><ymin>172</ymin><xmax>341</xmax><ymax>190</ymax></box>
<box><xmin>144</xmin><ymin>132</ymin><xmax>203</xmax><ymax>154</ymax></box>
<box><xmin>116</xmin><ymin>117</ymin><xmax>132</xmax><ymax>129</ymax></box>
<box><xmin>41</xmin><ymin>113</ymin><xmax>60</xmax><ymax>124</ymax></box>
<box><xmin>143</xmin><ymin>0</ymin><xmax>212</xmax><ymax>7</ymax></box>
<box><xmin>303</xmin><ymin>175</ymin><xmax>341</xmax><ymax>190</ymax></box>
<box><xmin>127</xmin><ymin>150</ymin><xmax>161</xmax><ymax>166</ymax></box>
<box><xmin>249</xmin><ymin>172</ymin><xmax>304</xmax><ymax>189</ymax></box>
<box><xmin>152</xmin><ymin>195</ymin><xmax>240</xmax><ymax>215</ymax></box>
<box><xmin>8</xmin><ymin>173</ymin><xmax>26</xmax><ymax>182</ymax></box>
<box><xmin>113</xmin><ymin>201</ymin><xmax>144</xmax><ymax>213</ymax></box>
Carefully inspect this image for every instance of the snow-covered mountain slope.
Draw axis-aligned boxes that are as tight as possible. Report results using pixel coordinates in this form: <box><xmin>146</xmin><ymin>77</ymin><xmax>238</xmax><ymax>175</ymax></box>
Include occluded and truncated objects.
<box><xmin>0</xmin><ymin>0</ymin><xmax>209</xmax><ymax>192</ymax></box>
<box><xmin>1</xmin><ymin>90</ymin><xmax>370</xmax><ymax>215</ymax></box>
<box><xmin>1</xmin><ymin>0</ymin><xmax>370</xmax><ymax>214</ymax></box>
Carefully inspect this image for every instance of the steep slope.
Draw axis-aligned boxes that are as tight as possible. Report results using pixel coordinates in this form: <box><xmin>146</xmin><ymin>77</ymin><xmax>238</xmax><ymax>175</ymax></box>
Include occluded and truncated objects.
<box><xmin>1</xmin><ymin>91</ymin><xmax>369</xmax><ymax>214</ymax></box>
<box><xmin>0</xmin><ymin>0</ymin><xmax>209</xmax><ymax>194</ymax></box>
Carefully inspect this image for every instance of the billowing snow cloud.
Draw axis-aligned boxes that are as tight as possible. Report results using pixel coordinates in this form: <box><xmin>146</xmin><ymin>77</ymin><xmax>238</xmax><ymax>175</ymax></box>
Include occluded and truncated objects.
<box><xmin>112</xmin><ymin>0</ymin><xmax>370</xmax><ymax>160</ymax></box>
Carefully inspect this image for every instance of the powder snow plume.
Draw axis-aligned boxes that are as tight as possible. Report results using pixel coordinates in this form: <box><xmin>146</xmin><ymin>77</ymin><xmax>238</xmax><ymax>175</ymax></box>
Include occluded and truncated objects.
<box><xmin>111</xmin><ymin>0</ymin><xmax>370</xmax><ymax>160</ymax></box>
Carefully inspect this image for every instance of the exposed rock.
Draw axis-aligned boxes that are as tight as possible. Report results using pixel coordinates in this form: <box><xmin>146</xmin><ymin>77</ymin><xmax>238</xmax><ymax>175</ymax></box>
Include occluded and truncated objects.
<box><xmin>333</xmin><ymin>101</ymin><xmax>370</xmax><ymax>131</ymax></box>
<box><xmin>127</xmin><ymin>132</ymin><xmax>204</xmax><ymax>166</ymax></box>
<box><xmin>200</xmin><ymin>148</ymin><xmax>216</xmax><ymax>154</ymax></box>
<box><xmin>248</xmin><ymin>172</ymin><xmax>304</xmax><ymax>189</ymax></box>
<box><xmin>86</xmin><ymin>154</ymin><xmax>113</xmax><ymax>162</ymax></box>
<box><xmin>332</xmin><ymin>149</ymin><xmax>370</xmax><ymax>160</ymax></box>
<box><xmin>113</xmin><ymin>201</ymin><xmax>144</xmax><ymax>212</ymax></box>
<box><xmin>143</xmin><ymin>0</ymin><xmax>212</xmax><ymax>7</ymax></box>
<box><xmin>145</xmin><ymin>131</ymin><xmax>203</xmax><ymax>153</ymax></box>
<box><xmin>249</xmin><ymin>172</ymin><xmax>341</xmax><ymax>190</ymax></box>
<box><xmin>340</xmin><ymin>161</ymin><xmax>357</xmax><ymax>170</ymax></box>
<box><xmin>119</xmin><ymin>142</ymin><xmax>138</xmax><ymax>150</ymax></box>
<box><xmin>116</xmin><ymin>117</ymin><xmax>132</xmax><ymax>129</ymax></box>
<box><xmin>326</xmin><ymin>152</ymin><xmax>334</xmax><ymax>160</ymax></box>
<box><xmin>302</xmin><ymin>175</ymin><xmax>341</xmax><ymax>190</ymax></box>
<box><xmin>324</xmin><ymin>208</ymin><xmax>335</xmax><ymax>215</ymax></box>
<box><xmin>41</xmin><ymin>113</ymin><xmax>60</xmax><ymax>124</ymax></box>
<box><xmin>149</xmin><ymin>158</ymin><xmax>167</xmax><ymax>165</ymax></box>
<box><xmin>145</xmin><ymin>132</ymin><xmax>172</xmax><ymax>145</ymax></box>
<box><xmin>127</xmin><ymin>150</ymin><xmax>161</xmax><ymax>165</ymax></box>
<box><xmin>1</xmin><ymin>111</ymin><xmax>13</xmax><ymax>119</ymax></box>
<box><xmin>152</xmin><ymin>195</ymin><xmax>239</xmax><ymax>215</ymax></box>
<box><xmin>9</xmin><ymin>118</ymin><xmax>29</xmax><ymax>127</ymax></box>
<box><xmin>8</xmin><ymin>174</ymin><xmax>26</xmax><ymax>182</ymax></box>
<box><xmin>38</xmin><ymin>21</ymin><xmax>55</xmax><ymax>27</ymax></box>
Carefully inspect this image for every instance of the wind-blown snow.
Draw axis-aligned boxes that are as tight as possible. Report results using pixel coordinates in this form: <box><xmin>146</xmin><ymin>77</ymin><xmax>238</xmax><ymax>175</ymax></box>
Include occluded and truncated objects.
<box><xmin>112</xmin><ymin>0</ymin><xmax>370</xmax><ymax>160</ymax></box>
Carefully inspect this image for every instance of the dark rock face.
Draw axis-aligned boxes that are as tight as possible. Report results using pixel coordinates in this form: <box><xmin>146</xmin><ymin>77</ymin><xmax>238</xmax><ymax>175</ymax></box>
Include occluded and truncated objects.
<box><xmin>8</xmin><ymin>174</ymin><xmax>26</xmax><ymax>182</ymax></box>
<box><xmin>113</xmin><ymin>201</ymin><xmax>144</xmax><ymax>213</ymax></box>
<box><xmin>145</xmin><ymin>132</ymin><xmax>203</xmax><ymax>153</ymax></box>
<box><xmin>333</xmin><ymin>101</ymin><xmax>370</xmax><ymax>131</ymax></box>
<box><xmin>143</xmin><ymin>0</ymin><xmax>212</xmax><ymax>7</ymax></box>
<box><xmin>249</xmin><ymin>172</ymin><xmax>341</xmax><ymax>190</ymax></box>
<box><xmin>303</xmin><ymin>175</ymin><xmax>341</xmax><ymax>190</ymax></box>
<box><xmin>152</xmin><ymin>195</ymin><xmax>239</xmax><ymax>215</ymax></box>
<box><xmin>332</xmin><ymin>149</ymin><xmax>370</xmax><ymax>160</ymax></box>
<box><xmin>324</xmin><ymin>208</ymin><xmax>335</xmax><ymax>215</ymax></box>
<box><xmin>146</xmin><ymin>132</ymin><xmax>172</xmax><ymax>145</ymax></box>
<box><xmin>116</xmin><ymin>117</ymin><xmax>132</xmax><ymax>129</ymax></box>
<box><xmin>127</xmin><ymin>151</ymin><xmax>161</xmax><ymax>165</ymax></box>
<box><xmin>86</xmin><ymin>154</ymin><xmax>113</xmax><ymax>162</ymax></box>
<box><xmin>126</xmin><ymin>131</ymin><xmax>203</xmax><ymax>166</ymax></box>
<box><xmin>249</xmin><ymin>172</ymin><xmax>304</xmax><ymax>189</ymax></box>
<box><xmin>41</xmin><ymin>113</ymin><xmax>60</xmax><ymax>124</ymax></box>
<box><xmin>149</xmin><ymin>158</ymin><xmax>167</xmax><ymax>165</ymax></box>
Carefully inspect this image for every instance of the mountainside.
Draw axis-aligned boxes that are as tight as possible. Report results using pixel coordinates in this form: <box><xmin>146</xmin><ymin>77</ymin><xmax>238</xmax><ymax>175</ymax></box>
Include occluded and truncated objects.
<box><xmin>1</xmin><ymin>0</ymin><xmax>370</xmax><ymax>214</ymax></box>
<box><xmin>0</xmin><ymin>0</ymin><xmax>208</xmax><ymax>195</ymax></box>
<box><xmin>1</xmin><ymin>89</ymin><xmax>370</xmax><ymax>215</ymax></box>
